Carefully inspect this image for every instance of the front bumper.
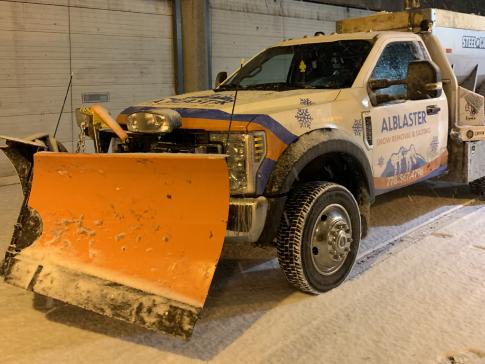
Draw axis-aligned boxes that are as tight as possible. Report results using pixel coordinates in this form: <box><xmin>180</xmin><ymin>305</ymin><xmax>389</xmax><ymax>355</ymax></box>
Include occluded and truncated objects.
<box><xmin>225</xmin><ymin>197</ymin><xmax>268</xmax><ymax>243</ymax></box>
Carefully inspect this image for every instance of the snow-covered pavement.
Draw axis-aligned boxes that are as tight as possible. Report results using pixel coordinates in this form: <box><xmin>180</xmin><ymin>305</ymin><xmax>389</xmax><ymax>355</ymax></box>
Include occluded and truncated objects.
<box><xmin>0</xmin><ymin>180</ymin><xmax>484</xmax><ymax>363</ymax></box>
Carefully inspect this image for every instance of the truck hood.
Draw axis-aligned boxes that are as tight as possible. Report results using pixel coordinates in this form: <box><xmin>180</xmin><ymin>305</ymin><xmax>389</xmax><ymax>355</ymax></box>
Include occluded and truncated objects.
<box><xmin>118</xmin><ymin>89</ymin><xmax>341</xmax><ymax>129</ymax></box>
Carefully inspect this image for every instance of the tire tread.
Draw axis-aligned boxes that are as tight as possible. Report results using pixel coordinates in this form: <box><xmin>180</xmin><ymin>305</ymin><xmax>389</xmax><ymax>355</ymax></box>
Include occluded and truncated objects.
<box><xmin>276</xmin><ymin>181</ymin><xmax>344</xmax><ymax>294</ymax></box>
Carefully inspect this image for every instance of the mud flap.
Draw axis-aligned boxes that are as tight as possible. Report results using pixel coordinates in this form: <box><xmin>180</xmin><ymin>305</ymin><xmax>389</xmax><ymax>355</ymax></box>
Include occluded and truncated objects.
<box><xmin>2</xmin><ymin>152</ymin><xmax>229</xmax><ymax>338</ymax></box>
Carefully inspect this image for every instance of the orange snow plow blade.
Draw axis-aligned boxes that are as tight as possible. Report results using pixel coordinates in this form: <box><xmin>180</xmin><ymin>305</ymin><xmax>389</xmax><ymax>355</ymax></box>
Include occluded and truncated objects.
<box><xmin>3</xmin><ymin>151</ymin><xmax>229</xmax><ymax>338</ymax></box>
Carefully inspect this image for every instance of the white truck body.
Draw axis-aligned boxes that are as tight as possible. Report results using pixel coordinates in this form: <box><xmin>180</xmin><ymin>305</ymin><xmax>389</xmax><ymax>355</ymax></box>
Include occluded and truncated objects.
<box><xmin>338</xmin><ymin>8</ymin><xmax>485</xmax><ymax>84</ymax></box>
<box><xmin>338</xmin><ymin>8</ymin><xmax>485</xmax><ymax>183</ymax></box>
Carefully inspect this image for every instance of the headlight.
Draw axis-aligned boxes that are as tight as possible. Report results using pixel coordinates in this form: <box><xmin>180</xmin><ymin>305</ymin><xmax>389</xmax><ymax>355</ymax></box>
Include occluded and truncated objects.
<box><xmin>127</xmin><ymin>110</ymin><xmax>181</xmax><ymax>133</ymax></box>
<box><xmin>210</xmin><ymin>132</ymin><xmax>266</xmax><ymax>194</ymax></box>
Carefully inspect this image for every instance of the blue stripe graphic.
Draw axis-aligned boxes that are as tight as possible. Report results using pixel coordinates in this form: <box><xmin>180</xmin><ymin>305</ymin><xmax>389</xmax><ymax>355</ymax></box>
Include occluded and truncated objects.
<box><xmin>119</xmin><ymin>106</ymin><xmax>297</xmax><ymax>145</ymax></box>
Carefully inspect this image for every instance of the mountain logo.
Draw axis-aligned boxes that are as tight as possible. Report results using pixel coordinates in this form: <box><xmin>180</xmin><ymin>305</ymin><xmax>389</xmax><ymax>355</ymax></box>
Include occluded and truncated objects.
<box><xmin>381</xmin><ymin>145</ymin><xmax>426</xmax><ymax>177</ymax></box>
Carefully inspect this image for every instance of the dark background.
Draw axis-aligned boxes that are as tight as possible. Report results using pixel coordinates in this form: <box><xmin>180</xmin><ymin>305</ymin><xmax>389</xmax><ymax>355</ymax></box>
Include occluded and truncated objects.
<box><xmin>307</xmin><ymin>0</ymin><xmax>484</xmax><ymax>14</ymax></box>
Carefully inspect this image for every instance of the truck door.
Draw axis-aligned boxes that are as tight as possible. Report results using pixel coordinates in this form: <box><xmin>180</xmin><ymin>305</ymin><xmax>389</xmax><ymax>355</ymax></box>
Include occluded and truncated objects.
<box><xmin>365</xmin><ymin>40</ymin><xmax>448</xmax><ymax>195</ymax></box>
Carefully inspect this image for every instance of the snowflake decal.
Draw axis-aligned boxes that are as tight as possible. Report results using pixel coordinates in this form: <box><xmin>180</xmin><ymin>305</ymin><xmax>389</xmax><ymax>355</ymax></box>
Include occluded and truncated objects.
<box><xmin>300</xmin><ymin>98</ymin><xmax>313</xmax><ymax>106</ymax></box>
<box><xmin>295</xmin><ymin>108</ymin><xmax>313</xmax><ymax>129</ymax></box>
<box><xmin>378</xmin><ymin>156</ymin><xmax>385</xmax><ymax>167</ymax></box>
<box><xmin>352</xmin><ymin>119</ymin><xmax>363</xmax><ymax>136</ymax></box>
<box><xmin>430</xmin><ymin>136</ymin><xmax>439</xmax><ymax>155</ymax></box>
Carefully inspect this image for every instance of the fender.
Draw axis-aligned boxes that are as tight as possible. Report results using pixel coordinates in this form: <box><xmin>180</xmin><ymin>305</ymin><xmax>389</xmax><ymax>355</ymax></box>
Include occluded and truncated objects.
<box><xmin>257</xmin><ymin>129</ymin><xmax>374</xmax><ymax>245</ymax></box>
<box><xmin>265</xmin><ymin>128</ymin><xmax>375</xmax><ymax>200</ymax></box>
<box><xmin>258</xmin><ymin>129</ymin><xmax>375</xmax><ymax>245</ymax></box>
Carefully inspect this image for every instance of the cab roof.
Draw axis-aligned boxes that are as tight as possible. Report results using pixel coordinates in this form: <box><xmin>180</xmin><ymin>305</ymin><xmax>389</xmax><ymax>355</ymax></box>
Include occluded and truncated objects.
<box><xmin>274</xmin><ymin>31</ymin><xmax>420</xmax><ymax>47</ymax></box>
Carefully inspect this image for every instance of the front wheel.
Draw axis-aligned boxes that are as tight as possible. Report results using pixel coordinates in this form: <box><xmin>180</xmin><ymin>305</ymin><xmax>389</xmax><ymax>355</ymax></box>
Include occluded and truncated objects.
<box><xmin>276</xmin><ymin>182</ymin><xmax>361</xmax><ymax>294</ymax></box>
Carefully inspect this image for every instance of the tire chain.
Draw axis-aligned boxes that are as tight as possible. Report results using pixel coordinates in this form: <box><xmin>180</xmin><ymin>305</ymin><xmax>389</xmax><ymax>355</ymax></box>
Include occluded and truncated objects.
<box><xmin>75</xmin><ymin>121</ymin><xmax>87</xmax><ymax>153</ymax></box>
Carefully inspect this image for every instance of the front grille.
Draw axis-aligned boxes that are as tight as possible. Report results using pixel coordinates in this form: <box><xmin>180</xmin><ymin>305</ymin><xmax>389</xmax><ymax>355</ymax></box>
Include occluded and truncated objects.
<box><xmin>114</xmin><ymin>130</ymin><xmax>225</xmax><ymax>154</ymax></box>
<box><xmin>151</xmin><ymin>130</ymin><xmax>224</xmax><ymax>154</ymax></box>
<box><xmin>150</xmin><ymin>142</ymin><xmax>223</xmax><ymax>154</ymax></box>
<box><xmin>156</xmin><ymin>129</ymin><xmax>210</xmax><ymax>145</ymax></box>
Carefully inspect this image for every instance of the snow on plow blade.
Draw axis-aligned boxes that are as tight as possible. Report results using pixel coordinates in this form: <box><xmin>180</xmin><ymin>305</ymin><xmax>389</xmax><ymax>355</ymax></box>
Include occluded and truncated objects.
<box><xmin>3</xmin><ymin>152</ymin><xmax>229</xmax><ymax>338</ymax></box>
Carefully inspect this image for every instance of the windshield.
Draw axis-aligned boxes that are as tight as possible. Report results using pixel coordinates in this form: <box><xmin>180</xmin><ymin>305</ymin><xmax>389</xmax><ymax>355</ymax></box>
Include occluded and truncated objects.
<box><xmin>217</xmin><ymin>40</ymin><xmax>373</xmax><ymax>91</ymax></box>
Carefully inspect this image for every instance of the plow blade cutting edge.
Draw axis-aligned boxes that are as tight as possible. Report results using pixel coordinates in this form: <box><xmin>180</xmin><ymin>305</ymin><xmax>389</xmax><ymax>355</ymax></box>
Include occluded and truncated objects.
<box><xmin>2</xmin><ymin>151</ymin><xmax>229</xmax><ymax>338</ymax></box>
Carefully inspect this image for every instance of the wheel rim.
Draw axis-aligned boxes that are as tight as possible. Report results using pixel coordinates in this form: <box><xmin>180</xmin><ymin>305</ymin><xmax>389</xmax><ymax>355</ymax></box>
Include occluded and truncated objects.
<box><xmin>310</xmin><ymin>203</ymin><xmax>353</xmax><ymax>276</ymax></box>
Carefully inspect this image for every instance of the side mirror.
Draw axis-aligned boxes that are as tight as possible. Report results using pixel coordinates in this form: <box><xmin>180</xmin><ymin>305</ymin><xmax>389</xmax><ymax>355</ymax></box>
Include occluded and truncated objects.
<box><xmin>368</xmin><ymin>79</ymin><xmax>397</xmax><ymax>91</ymax></box>
<box><xmin>368</xmin><ymin>78</ymin><xmax>406</xmax><ymax>106</ymax></box>
<box><xmin>407</xmin><ymin>60</ymin><xmax>442</xmax><ymax>100</ymax></box>
<box><xmin>215</xmin><ymin>72</ymin><xmax>228</xmax><ymax>88</ymax></box>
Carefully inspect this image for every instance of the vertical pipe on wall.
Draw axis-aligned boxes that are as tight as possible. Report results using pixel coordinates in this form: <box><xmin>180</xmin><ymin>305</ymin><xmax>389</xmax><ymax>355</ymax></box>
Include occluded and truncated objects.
<box><xmin>173</xmin><ymin>0</ymin><xmax>185</xmax><ymax>94</ymax></box>
<box><xmin>180</xmin><ymin>0</ymin><xmax>211</xmax><ymax>92</ymax></box>
<box><xmin>205</xmin><ymin>0</ymin><xmax>212</xmax><ymax>89</ymax></box>
<box><xmin>67</xmin><ymin>0</ymin><xmax>74</xmax><ymax>150</ymax></box>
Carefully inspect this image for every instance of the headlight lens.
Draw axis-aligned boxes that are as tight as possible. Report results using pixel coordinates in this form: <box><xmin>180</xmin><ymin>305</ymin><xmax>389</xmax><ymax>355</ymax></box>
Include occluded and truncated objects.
<box><xmin>210</xmin><ymin>132</ymin><xmax>266</xmax><ymax>194</ymax></box>
<box><xmin>127</xmin><ymin>110</ymin><xmax>181</xmax><ymax>133</ymax></box>
<box><xmin>210</xmin><ymin>133</ymin><xmax>248</xmax><ymax>193</ymax></box>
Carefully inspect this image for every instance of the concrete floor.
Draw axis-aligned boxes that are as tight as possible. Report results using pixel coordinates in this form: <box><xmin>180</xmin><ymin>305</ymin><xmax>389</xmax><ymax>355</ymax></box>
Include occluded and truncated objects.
<box><xmin>0</xmin><ymin>179</ymin><xmax>484</xmax><ymax>363</ymax></box>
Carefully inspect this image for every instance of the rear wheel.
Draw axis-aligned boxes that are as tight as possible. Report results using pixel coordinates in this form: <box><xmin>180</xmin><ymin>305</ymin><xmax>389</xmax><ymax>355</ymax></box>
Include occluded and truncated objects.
<box><xmin>276</xmin><ymin>182</ymin><xmax>361</xmax><ymax>294</ymax></box>
<box><xmin>470</xmin><ymin>177</ymin><xmax>485</xmax><ymax>197</ymax></box>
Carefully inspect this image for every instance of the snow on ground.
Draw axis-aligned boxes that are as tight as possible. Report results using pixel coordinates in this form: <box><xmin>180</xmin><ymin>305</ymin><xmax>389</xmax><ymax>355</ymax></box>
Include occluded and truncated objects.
<box><xmin>0</xmin><ymin>181</ymin><xmax>485</xmax><ymax>363</ymax></box>
<box><xmin>0</xmin><ymin>183</ymin><xmax>22</xmax><ymax>250</ymax></box>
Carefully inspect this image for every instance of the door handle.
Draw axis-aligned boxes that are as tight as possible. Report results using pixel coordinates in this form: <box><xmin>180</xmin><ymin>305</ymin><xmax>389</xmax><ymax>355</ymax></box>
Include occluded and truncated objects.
<box><xmin>426</xmin><ymin>105</ymin><xmax>441</xmax><ymax>115</ymax></box>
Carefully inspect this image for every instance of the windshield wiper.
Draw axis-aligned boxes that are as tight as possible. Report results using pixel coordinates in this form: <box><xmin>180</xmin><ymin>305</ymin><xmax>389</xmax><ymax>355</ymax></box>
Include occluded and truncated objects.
<box><xmin>217</xmin><ymin>83</ymin><xmax>317</xmax><ymax>92</ymax></box>
<box><xmin>243</xmin><ymin>83</ymin><xmax>298</xmax><ymax>91</ymax></box>
<box><xmin>214</xmin><ymin>84</ymin><xmax>238</xmax><ymax>92</ymax></box>
<box><xmin>247</xmin><ymin>82</ymin><xmax>321</xmax><ymax>91</ymax></box>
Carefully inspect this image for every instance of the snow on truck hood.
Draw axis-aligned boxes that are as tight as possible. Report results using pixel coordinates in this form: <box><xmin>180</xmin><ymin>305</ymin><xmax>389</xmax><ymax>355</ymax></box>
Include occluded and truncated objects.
<box><xmin>117</xmin><ymin>89</ymin><xmax>340</xmax><ymax>133</ymax></box>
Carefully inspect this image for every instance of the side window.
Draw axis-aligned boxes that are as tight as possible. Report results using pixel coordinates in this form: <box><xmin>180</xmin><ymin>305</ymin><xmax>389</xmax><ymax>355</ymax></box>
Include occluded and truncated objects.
<box><xmin>240</xmin><ymin>53</ymin><xmax>294</xmax><ymax>86</ymax></box>
<box><xmin>371</xmin><ymin>41</ymin><xmax>428</xmax><ymax>99</ymax></box>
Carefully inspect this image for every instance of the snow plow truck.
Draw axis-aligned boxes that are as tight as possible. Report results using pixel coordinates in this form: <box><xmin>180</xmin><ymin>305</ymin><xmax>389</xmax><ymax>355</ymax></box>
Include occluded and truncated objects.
<box><xmin>3</xmin><ymin>8</ymin><xmax>485</xmax><ymax>339</ymax></box>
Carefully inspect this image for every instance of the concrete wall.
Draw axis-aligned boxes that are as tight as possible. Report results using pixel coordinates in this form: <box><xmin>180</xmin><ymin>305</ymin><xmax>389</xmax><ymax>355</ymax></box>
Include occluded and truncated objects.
<box><xmin>310</xmin><ymin>0</ymin><xmax>401</xmax><ymax>11</ymax></box>
<box><xmin>0</xmin><ymin>0</ymin><xmax>174</xmax><ymax>176</ymax></box>
<box><xmin>210</xmin><ymin>0</ymin><xmax>373</xmax><ymax>86</ymax></box>
<box><xmin>1</xmin><ymin>0</ymin><xmax>373</xmax><ymax>177</ymax></box>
